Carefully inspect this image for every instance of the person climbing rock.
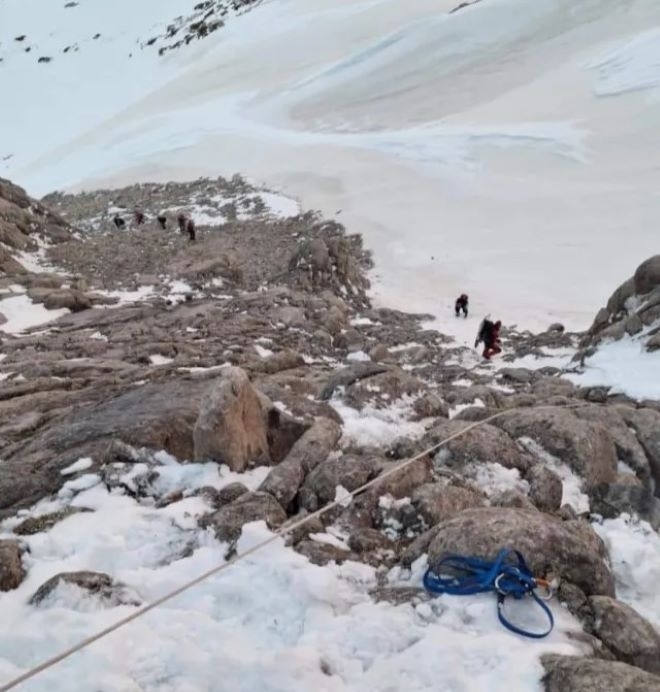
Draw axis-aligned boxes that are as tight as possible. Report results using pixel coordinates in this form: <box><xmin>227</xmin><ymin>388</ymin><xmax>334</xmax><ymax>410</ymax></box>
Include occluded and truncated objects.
<box><xmin>455</xmin><ymin>293</ymin><xmax>469</xmax><ymax>318</ymax></box>
<box><xmin>157</xmin><ymin>213</ymin><xmax>167</xmax><ymax>230</ymax></box>
<box><xmin>134</xmin><ymin>209</ymin><xmax>145</xmax><ymax>226</ymax></box>
<box><xmin>112</xmin><ymin>214</ymin><xmax>125</xmax><ymax>230</ymax></box>
<box><xmin>475</xmin><ymin>318</ymin><xmax>502</xmax><ymax>360</ymax></box>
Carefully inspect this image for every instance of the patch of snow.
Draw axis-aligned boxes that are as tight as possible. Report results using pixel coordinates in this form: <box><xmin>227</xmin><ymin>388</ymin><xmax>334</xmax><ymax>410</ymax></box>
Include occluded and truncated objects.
<box><xmin>389</xmin><ymin>342</ymin><xmax>423</xmax><ymax>353</ymax></box>
<box><xmin>256</xmin><ymin>191</ymin><xmax>300</xmax><ymax>219</ymax></box>
<box><xmin>149</xmin><ymin>354</ymin><xmax>174</xmax><ymax>366</ymax></box>
<box><xmin>334</xmin><ymin>485</ymin><xmax>353</xmax><ymax>509</ymax></box>
<box><xmin>565</xmin><ymin>336</ymin><xmax>660</xmax><ymax>401</ymax></box>
<box><xmin>254</xmin><ymin>344</ymin><xmax>274</xmax><ymax>358</ymax></box>
<box><xmin>60</xmin><ymin>458</ymin><xmax>94</xmax><ymax>476</ymax></box>
<box><xmin>346</xmin><ymin>350</ymin><xmax>370</xmax><ymax>362</ymax></box>
<box><xmin>617</xmin><ymin>461</ymin><xmax>636</xmax><ymax>476</ymax></box>
<box><xmin>102</xmin><ymin>285</ymin><xmax>155</xmax><ymax>305</ymax></box>
<box><xmin>449</xmin><ymin>398</ymin><xmax>485</xmax><ymax>419</ymax></box>
<box><xmin>593</xmin><ymin>516</ymin><xmax>660</xmax><ymax>628</ymax></box>
<box><xmin>517</xmin><ymin>437</ymin><xmax>590</xmax><ymax>513</ymax></box>
<box><xmin>331</xmin><ymin>396</ymin><xmax>429</xmax><ymax>448</ymax></box>
<box><xmin>89</xmin><ymin>331</ymin><xmax>108</xmax><ymax>341</ymax></box>
<box><xmin>464</xmin><ymin>462</ymin><xmax>529</xmax><ymax>497</ymax></box>
<box><xmin>350</xmin><ymin>316</ymin><xmax>378</xmax><ymax>326</ymax></box>
<box><xmin>451</xmin><ymin>378</ymin><xmax>474</xmax><ymax>388</ymax></box>
<box><xmin>310</xmin><ymin>532</ymin><xmax>349</xmax><ymax>550</ymax></box>
<box><xmin>0</xmin><ymin>295</ymin><xmax>69</xmax><ymax>334</ymax></box>
<box><xmin>584</xmin><ymin>28</ymin><xmax>660</xmax><ymax>98</ymax></box>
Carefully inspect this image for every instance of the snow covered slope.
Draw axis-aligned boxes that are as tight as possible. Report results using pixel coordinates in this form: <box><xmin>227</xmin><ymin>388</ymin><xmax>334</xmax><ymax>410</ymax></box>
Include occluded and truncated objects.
<box><xmin>3</xmin><ymin>0</ymin><xmax>660</xmax><ymax>339</ymax></box>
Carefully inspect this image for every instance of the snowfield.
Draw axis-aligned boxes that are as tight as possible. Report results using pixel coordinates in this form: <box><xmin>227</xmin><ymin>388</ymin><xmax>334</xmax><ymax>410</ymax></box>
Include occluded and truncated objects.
<box><xmin>3</xmin><ymin>0</ymin><xmax>660</xmax><ymax>339</ymax></box>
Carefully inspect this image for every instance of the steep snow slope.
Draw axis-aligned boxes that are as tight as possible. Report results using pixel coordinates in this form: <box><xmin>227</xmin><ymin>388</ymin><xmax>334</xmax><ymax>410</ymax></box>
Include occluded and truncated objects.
<box><xmin>3</xmin><ymin>0</ymin><xmax>660</xmax><ymax>341</ymax></box>
<box><xmin>3</xmin><ymin>0</ymin><xmax>660</xmax><ymax>338</ymax></box>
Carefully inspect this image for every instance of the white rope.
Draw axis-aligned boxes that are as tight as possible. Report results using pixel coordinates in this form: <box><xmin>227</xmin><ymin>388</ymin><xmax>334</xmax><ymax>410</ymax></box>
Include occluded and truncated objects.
<box><xmin>0</xmin><ymin>401</ymin><xmax>589</xmax><ymax>690</ymax></box>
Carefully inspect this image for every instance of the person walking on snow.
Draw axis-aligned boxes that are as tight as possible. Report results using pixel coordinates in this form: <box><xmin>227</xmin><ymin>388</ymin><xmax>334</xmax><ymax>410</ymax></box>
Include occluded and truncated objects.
<box><xmin>475</xmin><ymin>318</ymin><xmax>502</xmax><ymax>360</ymax></box>
<box><xmin>455</xmin><ymin>293</ymin><xmax>469</xmax><ymax>318</ymax></box>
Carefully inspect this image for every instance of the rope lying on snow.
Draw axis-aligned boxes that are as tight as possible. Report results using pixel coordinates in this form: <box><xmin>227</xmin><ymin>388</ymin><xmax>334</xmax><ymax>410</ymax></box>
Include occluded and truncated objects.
<box><xmin>0</xmin><ymin>401</ymin><xmax>591</xmax><ymax>691</ymax></box>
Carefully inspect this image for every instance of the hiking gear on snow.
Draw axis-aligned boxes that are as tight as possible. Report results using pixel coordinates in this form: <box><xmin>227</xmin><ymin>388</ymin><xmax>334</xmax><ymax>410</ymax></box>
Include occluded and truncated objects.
<box><xmin>423</xmin><ymin>548</ymin><xmax>554</xmax><ymax>639</ymax></box>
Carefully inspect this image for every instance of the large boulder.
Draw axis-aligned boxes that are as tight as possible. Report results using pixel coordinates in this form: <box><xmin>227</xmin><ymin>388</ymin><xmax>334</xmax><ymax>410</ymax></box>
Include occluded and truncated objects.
<box><xmin>411</xmin><ymin>482</ymin><xmax>485</xmax><ymax>526</ymax></box>
<box><xmin>193</xmin><ymin>367</ymin><xmax>270</xmax><ymax>471</ymax></box>
<box><xmin>200</xmin><ymin>491</ymin><xmax>287</xmax><ymax>542</ymax></box>
<box><xmin>427</xmin><ymin>508</ymin><xmax>614</xmax><ymax>596</ymax></box>
<box><xmin>0</xmin><ymin>540</ymin><xmax>25</xmax><ymax>591</ymax></box>
<box><xmin>615</xmin><ymin>406</ymin><xmax>660</xmax><ymax>496</ymax></box>
<box><xmin>259</xmin><ymin>418</ymin><xmax>342</xmax><ymax>510</ymax></box>
<box><xmin>589</xmin><ymin>596</ymin><xmax>660</xmax><ymax>674</ymax></box>
<box><xmin>300</xmin><ymin>452</ymin><xmax>379</xmax><ymax>511</ymax></box>
<box><xmin>634</xmin><ymin>255</ymin><xmax>660</xmax><ymax>296</ymax></box>
<box><xmin>575</xmin><ymin>406</ymin><xmax>652</xmax><ymax>488</ymax></box>
<box><xmin>589</xmin><ymin>483</ymin><xmax>660</xmax><ymax>529</ymax></box>
<box><xmin>425</xmin><ymin>419</ymin><xmax>533</xmax><ymax>473</ymax></box>
<box><xmin>496</xmin><ymin>408</ymin><xmax>617</xmax><ymax>486</ymax></box>
<box><xmin>541</xmin><ymin>654</ymin><xmax>660</xmax><ymax>692</ymax></box>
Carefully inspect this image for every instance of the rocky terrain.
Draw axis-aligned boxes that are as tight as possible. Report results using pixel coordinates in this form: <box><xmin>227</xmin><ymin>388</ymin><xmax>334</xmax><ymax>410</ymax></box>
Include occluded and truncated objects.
<box><xmin>0</xmin><ymin>176</ymin><xmax>659</xmax><ymax>690</ymax></box>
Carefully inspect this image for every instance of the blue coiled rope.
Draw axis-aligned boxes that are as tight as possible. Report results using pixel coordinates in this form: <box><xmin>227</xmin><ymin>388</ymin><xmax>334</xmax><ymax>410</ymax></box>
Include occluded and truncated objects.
<box><xmin>423</xmin><ymin>548</ymin><xmax>554</xmax><ymax>638</ymax></box>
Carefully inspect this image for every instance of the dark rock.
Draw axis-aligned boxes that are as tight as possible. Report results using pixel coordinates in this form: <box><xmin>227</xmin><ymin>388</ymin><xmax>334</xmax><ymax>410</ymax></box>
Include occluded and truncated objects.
<box><xmin>347</xmin><ymin>528</ymin><xmax>393</xmax><ymax>554</ymax></box>
<box><xmin>200</xmin><ymin>491</ymin><xmax>286</xmax><ymax>542</ymax></box>
<box><xmin>0</xmin><ymin>540</ymin><xmax>25</xmax><ymax>591</ymax></box>
<box><xmin>300</xmin><ymin>453</ymin><xmax>378</xmax><ymax>512</ymax></box>
<box><xmin>589</xmin><ymin>482</ymin><xmax>660</xmax><ymax>528</ymax></box>
<box><xmin>589</xmin><ymin>596</ymin><xmax>660</xmax><ymax>674</ymax></box>
<box><xmin>29</xmin><ymin>571</ymin><xmax>139</xmax><ymax>607</ymax></box>
<box><xmin>13</xmin><ymin>507</ymin><xmax>91</xmax><ymax>535</ymax></box>
<box><xmin>319</xmin><ymin>362</ymin><xmax>388</xmax><ymax>401</ymax></box>
<box><xmin>295</xmin><ymin>539</ymin><xmax>352</xmax><ymax>566</ymax></box>
<box><xmin>541</xmin><ymin>654</ymin><xmax>660</xmax><ymax>692</ymax></box>
<box><xmin>260</xmin><ymin>418</ymin><xmax>342</xmax><ymax>510</ymax></box>
<box><xmin>490</xmin><ymin>489</ymin><xmax>537</xmax><ymax>511</ymax></box>
<box><xmin>217</xmin><ymin>482</ymin><xmax>249</xmax><ymax>505</ymax></box>
<box><xmin>411</xmin><ymin>482</ymin><xmax>485</xmax><ymax>526</ymax></box>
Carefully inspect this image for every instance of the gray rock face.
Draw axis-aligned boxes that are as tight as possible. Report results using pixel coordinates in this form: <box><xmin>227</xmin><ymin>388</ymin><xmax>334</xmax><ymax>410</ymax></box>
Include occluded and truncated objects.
<box><xmin>634</xmin><ymin>255</ymin><xmax>660</xmax><ymax>296</ymax></box>
<box><xmin>0</xmin><ymin>540</ymin><xmax>25</xmax><ymax>591</ymax></box>
<box><xmin>260</xmin><ymin>418</ymin><xmax>342</xmax><ymax>510</ymax></box>
<box><xmin>427</xmin><ymin>508</ymin><xmax>614</xmax><ymax>596</ymax></box>
<box><xmin>541</xmin><ymin>654</ymin><xmax>660</xmax><ymax>692</ymax></box>
<box><xmin>497</xmin><ymin>408</ymin><xmax>617</xmax><ymax>486</ymax></box>
<box><xmin>589</xmin><ymin>483</ymin><xmax>660</xmax><ymax>529</ymax></box>
<box><xmin>200</xmin><ymin>491</ymin><xmax>287</xmax><ymax>542</ymax></box>
<box><xmin>589</xmin><ymin>596</ymin><xmax>660</xmax><ymax>674</ymax></box>
<box><xmin>193</xmin><ymin>367</ymin><xmax>270</xmax><ymax>471</ymax></box>
<box><xmin>526</xmin><ymin>465</ymin><xmax>563</xmax><ymax>512</ymax></box>
<box><xmin>615</xmin><ymin>406</ymin><xmax>660</xmax><ymax>496</ymax></box>
<box><xmin>575</xmin><ymin>406</ymin><xmax>652</xmax><ymax>488</ymax></box>
<box><xmin>426</xmin><ymin>419</ymin><xmax>533</xmax><ymax>473</ymax></box>
<box><xmin>13</xmin><ymin>507</ymin><xmax>91</xmax><ymax>535</ymax></box>
<box><xmin>411</xmin><ymin>482</ymin><xmax>485</xmax><ymax>526</ymax></box>
<box><xmin>300</xmin><ymin>453</ymin><xmax>378</xmax><ymax>511</ymax></box>
<box><xmin>29</xmin><ymin>571</ymin><xmax>139</xmax><ymax>607</ymax></box>
<box><xmin>490</xmin><ymin>489</ymin><xmax>538</xmax><ymax>512</ymax></box>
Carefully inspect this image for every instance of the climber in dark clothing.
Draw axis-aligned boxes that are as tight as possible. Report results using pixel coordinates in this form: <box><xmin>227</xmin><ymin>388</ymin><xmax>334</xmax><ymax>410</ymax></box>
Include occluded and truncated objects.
<box><xmin>455</xmin><ymin>293</ymin><xmax>469</xmax><ymax>318</ymax></box>
<box><xmin>112</xmin><ymin>214</ymin><xmax>125</xmax><ymax>229</ymax></box>
<box><xmin>475</xmin><ymin>318</ymin><xmax>502</xmax><ymax>360</ymax></box>
<box><xmin>134</xmin><ymin>209</ymin><xmax>145</xmax><ymax>226</ymax></box>
<box><xmin>185</xmin><ymin>218</ymin><xmax>196</xmax><ymax>242</ymax></box>
<box><xmin>157</xmin><ymin>213</ymin><xmax>168</xmax><ymax>230</ymax></box>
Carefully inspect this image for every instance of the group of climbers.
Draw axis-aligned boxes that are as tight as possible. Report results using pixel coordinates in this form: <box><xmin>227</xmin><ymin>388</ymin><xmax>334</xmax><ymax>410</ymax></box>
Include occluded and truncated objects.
<box><xmin>111</xmin><ymin>209</ymin><xmax>196</xmax><ymax>241</ymax></box>
<box><xmin>454</xmin><ymin>293</ymin><xmax>502</xmax><ymax>361</ymax></box>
